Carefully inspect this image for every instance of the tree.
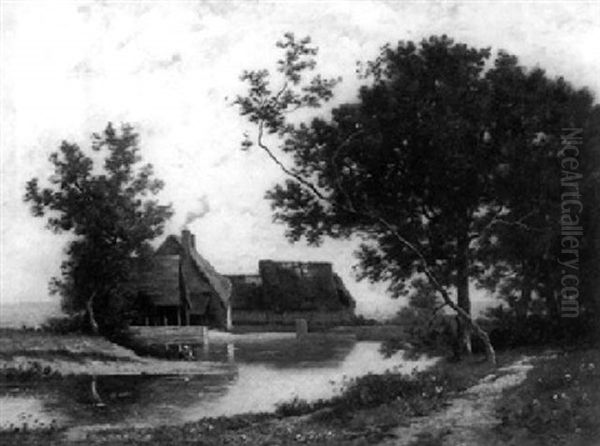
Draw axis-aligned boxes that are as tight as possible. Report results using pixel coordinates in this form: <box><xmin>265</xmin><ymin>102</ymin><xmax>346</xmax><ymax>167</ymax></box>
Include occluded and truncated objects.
<box><xmin>235</xmin><ymin>34</ymin><xmax>502</xmax><ymax>363</ymax></box>
<box><xmin>236</xmin><ymin>34</ymin><xmax>598</xmax><ymax>364</ymax></box>
<box><xmin>24</xmin><ymin>123</ymin><xmax>173</xmax><ymax>335</ymax></box>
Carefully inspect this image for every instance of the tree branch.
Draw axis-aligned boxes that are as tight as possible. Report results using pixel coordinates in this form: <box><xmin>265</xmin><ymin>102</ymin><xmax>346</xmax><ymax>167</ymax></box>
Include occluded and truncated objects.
<box><xmin>257</xmin><ymin>122</ymin><xmax>329</xmax><ymax>202</ymax></box>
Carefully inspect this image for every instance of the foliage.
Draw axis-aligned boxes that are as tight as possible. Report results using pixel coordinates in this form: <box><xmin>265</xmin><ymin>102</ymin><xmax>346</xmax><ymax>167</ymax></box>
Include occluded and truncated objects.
<box><xmin>40</xmin><ymin>315</ymin><xmax>87</xmax><ymax>334</ymax></box>
<box><xmin>474</xmin><ymin>63</ymin><xmax>600</xmax><ymax>324</ymax></box>
<box><xmin>382</xmin><ymin>278</ymin><xmax>462</xmax><ymax>359</ymax></box>
<box><xmin>483</xmin><ymin>305</ymin><xmax>598</xmax><ymax>351</ymax></box>
<box><xmin>276</xmin><ymin>355</ymin><xmax>494</xmax><ymax>421</ymax></box>
<box><xmin>0</xmin><ymin>361</ymin><xmax>60</xmax><ymax>381</ymax></box>
<box><xmin>350</xmin><ymin>315</ymin><xmax>380</xmax><ymax>326</ymax></box>
<box><xmin>495</xmin><ymin>349</ymin><xmax>600</xmax><ymax>445</ymax></box>
<box><xmin>24</xmin><ymin>123</ymin><xmax>173</xmax><ymax>336</ymax></box>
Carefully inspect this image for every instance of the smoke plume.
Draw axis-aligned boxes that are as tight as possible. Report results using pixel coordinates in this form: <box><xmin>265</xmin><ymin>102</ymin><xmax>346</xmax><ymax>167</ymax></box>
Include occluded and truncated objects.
<box><xmin>182</xmin><ymin>195</ymin><xmax>210</xmax><ymax>228</ymax></box>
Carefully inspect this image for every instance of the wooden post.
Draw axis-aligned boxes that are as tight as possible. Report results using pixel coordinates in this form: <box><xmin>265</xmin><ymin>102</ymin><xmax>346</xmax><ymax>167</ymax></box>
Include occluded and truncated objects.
<box><xmin>202</xmin><ymin>326</ymin><xmax>210</xmax><ymax>356</ymax></box>
<box><xmin>177</xmin><ymin>308</ymin><xmax>182</xmax><ymax>326</ymax></box>
<box><xmin>226</xmin><ymin>343</ymin><xmax>235</xmax><ymax>363</ymax></box>
<box><xmin>226</xmin><ymin>304</ymin><xmax>233</xmax><ymax>332</ymax></box>
<box><xmin>296</xmin><ymin>318</ymin><xmax>308</xmax><ymax>339</ymax></box>
<box><xmin>163</xmin><ymin>314</ymin><xmax>168</xmax><ymax>326</ymax></box>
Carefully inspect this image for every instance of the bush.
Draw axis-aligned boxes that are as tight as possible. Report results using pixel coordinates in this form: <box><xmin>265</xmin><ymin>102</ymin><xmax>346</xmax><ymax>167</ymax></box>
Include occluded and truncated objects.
<box><xmin>41</xmin><ymin>314</ymin><xmax>86</xmax><ymax>334</ymax></box>
<box><xmin>275</xmin><ymin>362</ymin><xmax>486</xmax><ymax>421</ymax></box>
<box><xmin>481</xmin><ymin>306</ymin><xmax>597</xmax><ymax>351</ymax></box>
<box><xmin>383</xmin><ymin>279</ymin><xmax>461</xmax><ymax>360</ymax></box>
<box><xmin>351</xmin><ymin>315</ymin><xmax>380</xmax><ymax>326</ymax></box>
<box><xmin>1</xmin><ymin>361</ymin><xmax>61</xmax><ymax>380</ymax></box>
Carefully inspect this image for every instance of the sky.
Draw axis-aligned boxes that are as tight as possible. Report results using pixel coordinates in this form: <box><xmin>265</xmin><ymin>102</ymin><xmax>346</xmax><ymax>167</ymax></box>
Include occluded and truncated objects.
<box><xmin>1</xmin><ymin>0</ymin><xmax>599</xmax><ymax>319</ymax></box>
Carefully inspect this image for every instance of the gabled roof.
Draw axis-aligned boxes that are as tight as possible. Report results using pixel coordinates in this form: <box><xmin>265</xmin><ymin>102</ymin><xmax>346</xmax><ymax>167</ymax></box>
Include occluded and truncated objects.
<box><xmin>156</xmin><ymin>231</ymin><xmax>231</xmax><ymax>308</ymax></box>
<box><xmin>188</xmin><ymin>247</ymin><xmax>232</xmax><ymax>306</ymax></box>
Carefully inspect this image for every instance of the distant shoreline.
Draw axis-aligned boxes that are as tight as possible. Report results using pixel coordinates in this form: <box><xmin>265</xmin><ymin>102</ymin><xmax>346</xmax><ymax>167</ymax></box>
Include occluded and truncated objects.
<box><xmin>0</xmin><ymin>301</ymin><xmax>63</xmax><ymax>329</ymax></box>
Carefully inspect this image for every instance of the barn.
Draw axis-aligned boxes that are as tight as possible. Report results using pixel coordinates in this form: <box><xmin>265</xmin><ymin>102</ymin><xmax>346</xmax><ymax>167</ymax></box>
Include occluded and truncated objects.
<box><xmin>228</xmin><ymin>260</ymin><xmax>356</xmax><ymax>327</ymax></box>
<box><xmin>131</xmin><ymin>230</ymin><xmax>232</xmax><ymax>329</ymax></box>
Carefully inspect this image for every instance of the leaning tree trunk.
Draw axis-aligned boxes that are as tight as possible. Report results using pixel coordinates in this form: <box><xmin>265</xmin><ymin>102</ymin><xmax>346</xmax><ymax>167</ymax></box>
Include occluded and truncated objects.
<box><xmin>427</xmin><ymin>269</ymin><xmax>497</xmax><ymax>365</ymax></box>
<box><xmin>517</xmin><ymin>281</ymin><xmax>532</xmax><ymax>321</ymax></box>
<box><xmin>86</xmin><ymin>291</ymin><xmax>99</xmax><ymax>335</ymax></box>
<box><xmin>370</xmin><ymin>216</ymin><xmax>497</xmax><ymax>365</ymax></box>
<box><xmin>456</xmin><ymin>232</ymin><xmax>472</xmax><ymax>355</ymax></box>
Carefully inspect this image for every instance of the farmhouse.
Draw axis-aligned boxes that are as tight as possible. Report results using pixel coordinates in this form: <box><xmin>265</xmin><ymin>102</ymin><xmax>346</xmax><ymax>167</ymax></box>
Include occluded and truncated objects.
<box><xmin>228</xmin><ymin>260</ymin><xmax>356</xmax><ymax>327</ymax></box>
<box><xmin>132</xmin><ymin>230</ymin><xmax>356</xmax><ymax>330</ymax></box>
<box><xmin>132</xmin><ymin>230</ymin><xmax>232</xmax><ymax>329</ymax></box>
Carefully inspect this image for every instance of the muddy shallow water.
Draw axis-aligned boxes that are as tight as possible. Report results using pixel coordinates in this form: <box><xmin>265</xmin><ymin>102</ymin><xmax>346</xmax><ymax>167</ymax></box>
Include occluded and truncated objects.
<box><xmin>0</xmin><ymin>338</ymin><xmax>436</xmax><ymax>431</ymax></box>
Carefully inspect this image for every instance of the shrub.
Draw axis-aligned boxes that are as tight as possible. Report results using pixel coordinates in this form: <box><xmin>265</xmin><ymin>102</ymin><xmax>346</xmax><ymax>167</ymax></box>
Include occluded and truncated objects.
<box><xmin>41</xmin><ymin>314</ymin><xmax>86</xmax><ymax>334</ymax></box>
<box><xmin>1</xmin><ymin>361</ymin><xmax>61</xmax><ymax>380</ymax></box>
<box><xmin>383</xmin><ymin>279</ymin><xmax>461</xmax><ymax>360</ymax></box>
<box><xmin>351</xmin><ymin>315</ymin><xmax>380</xmax><ymax>326</ymax></box>
<box><xmin>275</xmin><ymin>363</ymin><xmax>483</xmax><ymax>421</ymax></box>
<box><xmin>481</xmin><ymin>305</ymin><xmax>598</xmax><ymax>351</ymax></box>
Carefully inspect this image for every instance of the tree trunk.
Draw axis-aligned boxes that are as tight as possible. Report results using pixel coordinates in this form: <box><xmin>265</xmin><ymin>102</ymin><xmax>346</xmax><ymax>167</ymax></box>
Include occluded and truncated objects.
<box><xmin>90</xmin><ymin>375</ymin><xmax>105</xmax><ymax>406</ymax></box>
<box><xmin>518</xmin><ymin>284</ymin><xmax>531</xmax><ymax>319</ymax></box>
<box><xmin>456</xmin><ymin>232</ymin><xmax>472</xmax><ymax>355</ymax></box>
<box><xmin>539</xmin><ymin>280</ymin><xmax>559</xmax><ymax>320</ymax></box>
<box><xmin>86</xmin><ymin>291</ymin><xmax>99</xmax><ymax>335</ymax></box>
<box><xmin>433</xmin><ymin>274</ymin><xmax>497</xmax><ymax>365</ymax></box>
<box><xmin>517</xmin><ymin>263</ymin><xmax>532</xmax><ymax>321</ymax></box>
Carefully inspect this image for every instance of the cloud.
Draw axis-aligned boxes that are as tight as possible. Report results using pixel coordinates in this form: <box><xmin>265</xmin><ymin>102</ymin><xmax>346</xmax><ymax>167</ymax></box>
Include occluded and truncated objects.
<box><xmin>144</xmin><ymin>53</ymin><xmax>182</xmax><ymax>72</ymax></box>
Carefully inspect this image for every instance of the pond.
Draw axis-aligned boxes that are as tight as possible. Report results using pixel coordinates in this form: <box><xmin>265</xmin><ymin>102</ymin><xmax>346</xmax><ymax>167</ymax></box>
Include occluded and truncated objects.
<box><xmin>0</xmin><ymin>337</ymin><xmax>436</xmax><ymax>432</ymax></box>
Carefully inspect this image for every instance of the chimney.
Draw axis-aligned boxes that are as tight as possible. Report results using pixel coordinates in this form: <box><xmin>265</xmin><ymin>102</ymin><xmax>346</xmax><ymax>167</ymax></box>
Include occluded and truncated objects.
<box><xmin>181</xmin><ymin>229</ymin><xmax>193</xmax><ymax>257</ymax></box>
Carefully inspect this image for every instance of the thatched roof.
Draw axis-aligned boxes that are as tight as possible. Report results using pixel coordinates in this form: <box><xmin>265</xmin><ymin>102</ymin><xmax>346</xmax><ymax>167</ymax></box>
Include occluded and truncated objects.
<box><xmin>132</xmin><ymin>255</ymin><xmax>181</xmax><ymax>306</ymax></box>
<box><xmin>333</xmin><ymin>273</ymin><xmax>356</xmax><ymax>309</ymax></box>
<box><xmin>188</xmin><ymin>245</ymin><xmax>232</xmax><ymax>306</ymax></box>
<box><xmin>229</xmin><ymin>260</ymin><xmax>356</xmax><ymax>312</ymax></box>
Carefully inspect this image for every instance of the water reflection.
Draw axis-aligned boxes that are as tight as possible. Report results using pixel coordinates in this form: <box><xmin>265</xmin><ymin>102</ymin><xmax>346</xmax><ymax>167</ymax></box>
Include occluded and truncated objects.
<box><xmin>0</xmin><ymin>339</ymin><xmax>436</xmax><ymax>431</ymax></box>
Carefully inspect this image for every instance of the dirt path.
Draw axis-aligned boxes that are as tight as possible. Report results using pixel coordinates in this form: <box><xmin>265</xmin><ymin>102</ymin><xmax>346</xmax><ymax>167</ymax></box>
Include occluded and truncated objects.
<box><xmin>380</xmin><ymin>356</ymin><xmax>535</xmax><ymax>446</ymax></box>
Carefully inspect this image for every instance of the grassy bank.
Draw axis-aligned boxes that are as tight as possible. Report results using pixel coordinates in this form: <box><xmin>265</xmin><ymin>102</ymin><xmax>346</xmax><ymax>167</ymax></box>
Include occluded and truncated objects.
<box><xmin>494</xmin><ymin>347</ymin><xmax>600</xmax><ymax>446</ymax></box>
<box><xmin>0</xmin><ymin>329</ymin><xmax>138</xmax><ymax>379</ymax></box>
<box><xmin>0</xmin><ymin>329</ymin><xmax>233</xmax><ymax>378</ymax></box>
<box><xmin>0</xmin><ymin>329</ymin><xmax>138</xmax><ymax>362</ymax></box>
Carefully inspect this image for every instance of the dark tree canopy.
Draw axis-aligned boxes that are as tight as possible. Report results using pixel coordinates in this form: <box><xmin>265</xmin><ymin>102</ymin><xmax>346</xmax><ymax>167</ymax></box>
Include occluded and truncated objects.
<box><xmin>24</xmin><ymin>123</ymin><xmax>173</xmax><ymax>334</ymax></box>
<box><xmin>236</xmin><ymin>33</ymin><xmax>599</xmax><ymax>361</ymax></box>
